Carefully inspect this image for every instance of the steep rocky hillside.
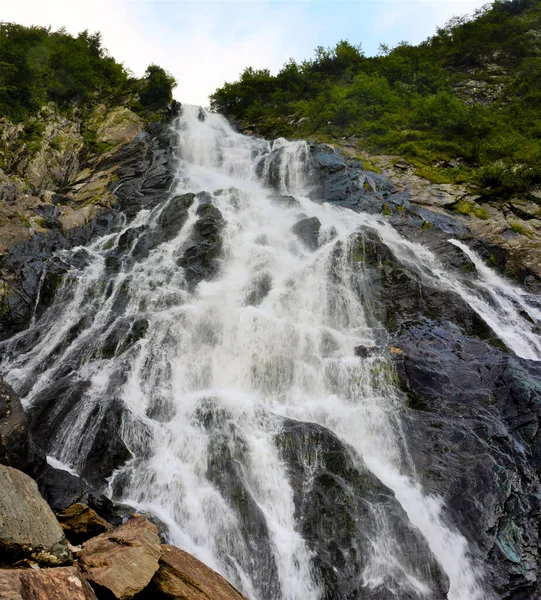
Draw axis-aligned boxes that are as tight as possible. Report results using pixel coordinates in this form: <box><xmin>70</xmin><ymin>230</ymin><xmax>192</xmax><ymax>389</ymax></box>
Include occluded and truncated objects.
<box><xmin>0</xmin><ymin>24</ymin><xmax>178</xmax><ymax>336</ymax></box>
<box><xmin>211</xmin><ymin>0</ymin><xmax>541</xmax><ymax>219</ymax></box>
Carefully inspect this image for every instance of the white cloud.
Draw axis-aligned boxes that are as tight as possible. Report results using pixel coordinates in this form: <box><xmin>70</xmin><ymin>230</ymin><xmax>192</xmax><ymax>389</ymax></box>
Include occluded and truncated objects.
<box><xmin>2</xmin><ymin>0</ymin><xmax>313</xmax><ymax>106</ymax></box>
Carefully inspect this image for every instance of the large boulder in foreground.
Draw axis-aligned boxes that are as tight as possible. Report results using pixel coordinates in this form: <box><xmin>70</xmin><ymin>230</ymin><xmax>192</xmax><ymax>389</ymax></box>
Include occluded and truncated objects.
<box><xmin>0</xmin><ymin>464</ymin><xmax>71</xmax><ymax>566</ymax></box>
<box><xmin>0</xmin><ymin>566</ymin><xmax>97</xmax><ymax>600</ymax></box>
<box><xmin>151</xmin><ymin>544</ymin><xmax>248</xmax><ymax>600</ymax></box>
<box><xmin>79</xmin><ymin>515</ymin><xmax>161</xmax><ymax>599</ymax></box>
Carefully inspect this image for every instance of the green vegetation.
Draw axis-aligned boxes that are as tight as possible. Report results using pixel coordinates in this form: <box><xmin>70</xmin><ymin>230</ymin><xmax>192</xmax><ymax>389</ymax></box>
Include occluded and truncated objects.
<box><xmin>453</xmin><ymin>200</ymin><xmax>489</xmax><ymax>219</ymax></box>
<box><xmin>0</xmin><ymin>24</ymin><xmax>176</xmax><ymax>121</ymax></box>
<box><xmin>210</xmin><ymin>0</ymin><xmax>541</xmax><ymax>198</ymax></box>
<box><xmin>510</xmin><ymin>222</ymin><xmax>530</xmax><ymax>235</ymax></box>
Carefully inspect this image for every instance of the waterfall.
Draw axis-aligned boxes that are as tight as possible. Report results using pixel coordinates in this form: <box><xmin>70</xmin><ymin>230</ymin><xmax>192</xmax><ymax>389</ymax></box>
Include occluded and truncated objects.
<box><xmin>2</xmin><ymin>105</ymin><xmax>540</xmax><ymax>600</ymax></box>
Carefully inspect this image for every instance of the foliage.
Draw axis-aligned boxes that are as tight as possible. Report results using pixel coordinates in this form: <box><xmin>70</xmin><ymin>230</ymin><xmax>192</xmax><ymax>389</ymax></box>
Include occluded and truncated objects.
<box><xmin>210</xmin><ymin>0</ymin><xmax>541</xmax><ymax>198</ymax></box>
<box><xmin>0</xmin><ymin>24</ymin><xmax>176</xmax><ymax>121</ymax></box>
<box><xmin>138</xmin><ymin>64</ymin><xmax>177</xmax><ymax>111</ymax></box>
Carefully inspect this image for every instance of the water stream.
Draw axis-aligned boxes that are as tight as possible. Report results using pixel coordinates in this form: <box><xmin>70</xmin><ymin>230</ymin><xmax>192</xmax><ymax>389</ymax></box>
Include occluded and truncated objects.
<box><xmin>2</xmin><ymin>106</ymin><xmax>541</xmax><ymax>599</ymax></box>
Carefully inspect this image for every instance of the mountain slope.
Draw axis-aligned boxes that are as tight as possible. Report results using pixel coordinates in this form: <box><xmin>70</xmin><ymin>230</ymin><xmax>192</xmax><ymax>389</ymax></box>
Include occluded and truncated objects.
<box><xmin>211</xmin><ymin>0</ymin><xmax>541</xmax><ymax>200</ymax></box>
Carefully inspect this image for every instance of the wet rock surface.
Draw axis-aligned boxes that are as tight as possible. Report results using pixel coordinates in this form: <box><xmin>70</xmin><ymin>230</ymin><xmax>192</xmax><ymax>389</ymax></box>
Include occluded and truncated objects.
<box><xmin>0</xmin><ymin>110</ymin><xmax>176</xmax><ymax>338</ymax></box>
<box><xmin>292</xmin><ymin>216</ymin><xmax>321</xmax><ymax>250</ymax></box>
<box><xmin>304</xmin><ymin>146</ymin><xmax>541</xmax><ymax>598</ymax></box>
<box><xmin>391</xmin><ymin>322</ymin><xmax>541</xmax><ymax>599</ymax></box>
<box><xmin>0</xmin><ymin>376</ymin><xmax>42</xmax><ymax>473</ymax></box>
<box><xmin>202</xmin><ymin>406</ymin><xmax>281</xmax><ymax>600</ymax></box>
<box><xmin>2</xmin><ymin>112</ymin><xmax>541</xmax><ymax>600</ymax></box>
<box><xmin>276</xmin><ymin>418</ymin><xmax>449</xmax><ymax>600</ymax></box>
<box><xmin>177</xmin><ymin>192</ymin><xmax>225</xmax><ymax>287</ymax></box>
<box><xmin>309</xmin><ymin>143</ymin><xmax>541</xmax><ymax>291</ymax></box>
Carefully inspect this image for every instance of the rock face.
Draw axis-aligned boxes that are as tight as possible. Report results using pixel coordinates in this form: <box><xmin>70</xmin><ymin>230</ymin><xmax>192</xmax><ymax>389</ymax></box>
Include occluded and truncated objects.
<box><xmin>3</xmin><ymin>112</ymin><xmax>541</xmax><ymax>600</ymax></box>
<box><xmin>391</xmin><ymin>322</ymin><xmax>541</xmax><ymax>599</ymax></box>
<box><xmin>150</xmin><ymin>544</ymin><xmax>248</xmax><ymax>600</ymax></box>
<box><xmin>303</xmin><ymin>145</ymin><xmax>541</xmax><ymax>598</ymax></box>
<box><xmin>177</xmin><ymin>192</ymin><xmax>225</xmax><ymax>287</ymax></box>
<box><xmin>80</xmin><ymin>516</ymin><xmax>161</xmax><ymax>599</ymax></box>
<box><xmin>276</xmin><ymin>418</ymin><xmax>449</xmax><ymax>600</ymax></box>
<box><xmin>308</xmin><ymin>143</ymin><xmax>541</xmax><ymax>291</ymax></box>
<box><xmin>292</xmin><ymin>216</ymin><xmax>321</xmax><ymax>250</ymax></box>
<box><xmin>0</xmin><ymin>376</ymin><xmax>38</xmax><ymax>473</ymax></box>
<box><xmin>0</xmin><ymin>105</ymin><xmax>176</xmax><ymax>338</ymax></box>
<box><xmin>0</xmin><ymin>464</ymin><xmax>71</xmax><ymax>566</ymax></box>
<box><xmin>0</xmin><ymin>566</ymin><xmax>98</xmax><ymax>600</ymax></box>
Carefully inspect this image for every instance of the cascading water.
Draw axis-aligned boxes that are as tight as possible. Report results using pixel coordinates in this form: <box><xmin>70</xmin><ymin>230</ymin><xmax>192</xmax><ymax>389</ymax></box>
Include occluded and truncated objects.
<box><xmin>2</xmin><ymin>105</ymin><xmax>540</xmax><ymax>600</ymax></box>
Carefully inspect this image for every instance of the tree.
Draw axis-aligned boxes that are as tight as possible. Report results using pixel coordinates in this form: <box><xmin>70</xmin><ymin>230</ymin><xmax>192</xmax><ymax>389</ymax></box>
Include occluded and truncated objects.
<box><xmin>139</xmin><ymin>64</ymin><xmax>176</xmax><ymax>110</ymax></box>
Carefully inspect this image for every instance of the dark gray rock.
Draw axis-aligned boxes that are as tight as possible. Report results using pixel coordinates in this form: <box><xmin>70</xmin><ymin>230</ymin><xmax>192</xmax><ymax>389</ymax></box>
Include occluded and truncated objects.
<box><xmin>271</xmin><ymin>194</ymin><xmax>300</xmax><ymax>208</ymax></box>
<box><xmin>94</xmin><ymin>317</ymin><xmax>149</xmax><ymax>360</ymax></box>
<box><xmin>28</xmin><ymin>376</ymin><xmax>132</xmax><ymax>490</ymax></box>
<box><xmin>157</xmin><ymin>192</ymin><xmax>195</xmax><ymax>241</ymax></box>
<box><xmin>276</xmin><ymin>418</ymin><xmax>449</xmax><ymax>600</ymax></box>
<box><xmin>245</xmin><ymin>271</ymin><xmax>273</xmax><ymax>306</ymax></box>
<box><xmin>310</xmin><ymin>145</ymin><xmax>363</xmax><ymax>205</ymax></box>
<box><xmin>345</xmin><ymin>227</ymin><xmax>505</xmax><ymax>348</ymax></box>
<box><xmin>391</xmin><ymin>322</ymin><xmax>541</xmax><ymax>599</ymax></box>
<box><xmin>292</xmin><ymin>216</ymin><xmax>321</xmax><ymax>251</ymax></box>
<box><xmin>196</xmin><ymin>399</ymin><xmax>281</xmax><ymax>600</ymax></box>
<box><xmin>80</xmin><ymin>400</ymin><xmax>133</xmax><ymax>487</ymax></box>
<box><xmin>176</xmin><ymin>193</ymin><xmax>225</xmax><ymax>288</ymax></box>
<box><xmin>0</xmin><ymin>376</ymin><xmax>44</xmax><ymax>476</ymax></box>
<box><xmin>0</xmin><ymin>376</ymin><xmax>30</xmax><ymax>471</ymax></box>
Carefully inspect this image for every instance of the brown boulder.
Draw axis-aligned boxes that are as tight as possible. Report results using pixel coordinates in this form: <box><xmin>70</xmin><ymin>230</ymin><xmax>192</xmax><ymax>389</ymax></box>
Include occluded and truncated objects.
<box><xmin>79</xmin><ymin>515</ymin><xmax>160</xmax><ymax>599</ymax></box>
<box><xmin>0</xmin><ymin>465</ymin><xmax>71</xmax><ymax>566</ymax></box>
<box><xmin>0</xmin><ymin>565</ymin><xmax>97</xmax><ymax>600</ymax></box>
<box><xmin>56</xmin><ymin>502</ymin><xmax>112</xmax><ymax>544</ymax></box>
<box><xmin>152</xmin><ymin>544</ymin><xmax>248</xmax><ymax>600</ymax></box>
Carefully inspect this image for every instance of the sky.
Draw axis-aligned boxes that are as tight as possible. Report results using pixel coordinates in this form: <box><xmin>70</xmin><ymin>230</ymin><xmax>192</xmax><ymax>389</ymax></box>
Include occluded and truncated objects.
<box><xmin>2</xmin><ymin>0</ymin><xmax>491</xmax><ymax>107</ymax></box>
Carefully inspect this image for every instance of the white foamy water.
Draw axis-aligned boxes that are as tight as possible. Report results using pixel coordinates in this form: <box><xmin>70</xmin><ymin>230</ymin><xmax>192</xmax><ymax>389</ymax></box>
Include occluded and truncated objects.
<box><xmin>3</xmin><ymin>105</ymin><xmax>540</xmax><ymax>600</ymax></box>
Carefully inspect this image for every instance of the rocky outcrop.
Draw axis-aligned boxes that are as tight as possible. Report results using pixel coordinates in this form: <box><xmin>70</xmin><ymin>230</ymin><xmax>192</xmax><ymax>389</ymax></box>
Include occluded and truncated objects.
<box><xmin>0</xmin><ymin>470</ymin><xmax>245</xmax><ymax>600</ymax></box>
<box><xmin>292</xmin><ymin>216</ymin><xmax>321</xmax><ymax>250</ymax></box>
<box><xmin>150</xmin><ymin>544</ymin><xmax>248</xmax><ymax>600</ymax></box>
<box><xmin>177</xmin><ymin>192</ymin><xmax>225</xmax><ymax>287</ymax></box>
<box><xmin>299</xmin><ymin>145</ymin><xmax>541</xmax><ymax>598</ymax></box>
<box><xmin>80</xmin><ymin>516</ymin><xmax>161</xmax><ymax>599</ymax></box>
<box><xmin>344</xmin><ymin>227</ymin><xmax>504</xmax><ymax>346</ymax></box>
<box><xmin>0</xmin><ymin>566</ymin><xmax>98</xmax><ymax>600</ymax></box>
<box><xmin>0</xmin><ymin>376</ymin><xmax>40</xmax><ymax>473</ymax></box>
<box><xmin>390</xmin><ymin>323</ymin><xmax>541</xmax><ymax>599</ymax></box>
<box><xmin>309</xmin><ymin>143</ymin><xmax>541</xmax><ymax>292</ymax></box>
<box><xmin>0</xmin><ymin>103</ymin><xmax>176</xmax><ymax>338</ymax></box>
<box><xmin>0</xmin><ymin>464</ymin><xmax>71</xmax><ymax>566</ymax></box>
<box><xmin>276</xmin><ymin>418</ymin><xmax>449</xmax><ymax>600</ymax></box>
